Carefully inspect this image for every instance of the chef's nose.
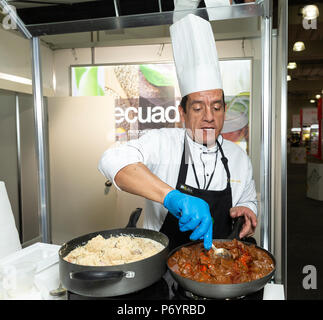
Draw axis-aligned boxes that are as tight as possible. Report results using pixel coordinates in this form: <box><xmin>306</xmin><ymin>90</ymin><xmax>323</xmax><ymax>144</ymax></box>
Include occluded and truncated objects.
<box><xmin>203</xmin><ymin>106</ymin><xmax>214</xmax><ymax>122</ymax></box>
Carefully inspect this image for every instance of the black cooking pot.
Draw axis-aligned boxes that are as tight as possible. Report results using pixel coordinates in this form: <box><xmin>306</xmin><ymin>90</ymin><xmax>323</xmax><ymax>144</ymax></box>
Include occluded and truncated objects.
<box><xmin>167</xmin><ymin>217</ymin><xmax>276</xmax><ymax>299</ymax></box>
<box><xmin>59</xmin><ymin>208</ymin><xmax>169</xmax><ymax>297</ymax></box>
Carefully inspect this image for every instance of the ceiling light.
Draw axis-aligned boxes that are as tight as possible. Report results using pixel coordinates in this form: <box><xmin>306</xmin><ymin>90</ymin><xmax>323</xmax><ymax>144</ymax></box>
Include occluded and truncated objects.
<box><xmin>316</xmin><ymin>94</ymin><xmax>321</xmax><ymax>99</ymax></box>
<box><xmin>287</xmin><ymin>75</ymin><xmax>291</xmax><ymax>81</ymax></box>
<box><xmin>310</xmin><ymin>99</ymin><xmax>316</xmax><ymax>103</ymax></box>
<box><xmin>302</xmin><ymin>5</ymin><xmax>319</xmax><ymax>20</ymax></box>
<box><xmin>293</xmin><ymin>41</ymin><xmax>305</xmax><ymax>52</ymax></box>
<box><xmin>0</xmin><ymin>72</ymin><xmax>32</xmax><ymax>85</ymax></box>
<box><xmin>287</xmin><ymin>62</ymin><xmax>297</xmax><ymax>70</ymax></box>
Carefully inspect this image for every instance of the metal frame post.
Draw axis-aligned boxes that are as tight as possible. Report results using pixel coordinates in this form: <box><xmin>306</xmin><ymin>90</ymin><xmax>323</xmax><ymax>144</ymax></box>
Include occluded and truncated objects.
<box><xmin>279</xmin><ymin>0</ymin><xmax>288</xmax><ymax>297</ymax></box>
<box><xmin>31</xmin><ymin>37</ymin><xmax>51</xmax><ymax>243</ymax></box>
<box><xmin>15</xmin><ymin>94</ymin><xmax>23</xmax><ymax>242</ymax></box>
<box><xmin>260</xmin><ymin>0</ymin><xmax>273</xmax><ymax>252</ymax></box>
<box><xmin>113</xmin><ymin>0</ymin><xmax>119</xmax><ymax>17</ymax></box>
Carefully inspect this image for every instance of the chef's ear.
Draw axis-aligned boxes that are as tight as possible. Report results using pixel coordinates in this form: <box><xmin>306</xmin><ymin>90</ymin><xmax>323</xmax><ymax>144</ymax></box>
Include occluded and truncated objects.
<box><xmin>178</xmin><ymin>95</ymin><xmax>188</xmax><ymax>121</ymax></box>
<box><xmin>179</xmin><ymin>95</ymin><xmax>188</xmax><ymax>113</ymax></box>
<box><xmin>178</xmin><ymin>104</ymin><xmax>186</xmax><ymax>124</ymax></box>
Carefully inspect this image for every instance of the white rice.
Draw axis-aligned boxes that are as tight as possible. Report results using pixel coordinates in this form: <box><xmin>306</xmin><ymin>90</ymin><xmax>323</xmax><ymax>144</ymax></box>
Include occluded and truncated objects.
<box><xmin>64</xmin><ymin>235</ymin><xmax>164</xmax><ymax>266</ymax></box>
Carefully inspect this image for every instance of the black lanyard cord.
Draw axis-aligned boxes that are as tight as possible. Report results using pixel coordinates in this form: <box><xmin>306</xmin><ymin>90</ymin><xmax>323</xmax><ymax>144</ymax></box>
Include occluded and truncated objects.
<box><xmin>185</xmin><ymin>136</ymin><xmax>221</xmax><ymax>191</ymax></box>
<box><xmin>204</xmin><ymin>150</ymin><xmax>219</xmax><ymax>190</ymax></box>
<box><xmin>190</xmin><ymin>157</ymin><xmax>201</xmax><ymax>190</ymax></box>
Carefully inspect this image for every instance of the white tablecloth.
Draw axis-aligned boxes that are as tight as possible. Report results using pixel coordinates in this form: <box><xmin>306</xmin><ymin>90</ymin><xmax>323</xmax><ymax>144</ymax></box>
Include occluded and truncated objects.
<box><xmin>0</xmin><ymin>242</ymin><xmax>64</xmax><ymax>300</ymax></box>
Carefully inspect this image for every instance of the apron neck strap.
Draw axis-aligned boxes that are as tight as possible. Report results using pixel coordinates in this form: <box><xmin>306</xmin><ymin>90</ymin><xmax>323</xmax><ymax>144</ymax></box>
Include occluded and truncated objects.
<box><xmin>177</xmin><ymin>136</ymin><xmax>231</xmax><ymax>189</ymax></box>
<box><xmin>217</xmin><ymin>139</ymin><xmax>231</xmax><ymax>181</ymax></box>
<box><xmin>176</xmin><ymin>138</ymin><xmax>190</xmax><ymax>189</ymax></box>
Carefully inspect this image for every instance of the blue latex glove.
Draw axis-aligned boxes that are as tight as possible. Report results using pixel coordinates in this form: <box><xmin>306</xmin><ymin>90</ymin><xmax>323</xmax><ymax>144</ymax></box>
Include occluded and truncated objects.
<box><xmin>163</xmin><ymin>190</ymin><xmax>213</xmax><ymax>250</ymax></box>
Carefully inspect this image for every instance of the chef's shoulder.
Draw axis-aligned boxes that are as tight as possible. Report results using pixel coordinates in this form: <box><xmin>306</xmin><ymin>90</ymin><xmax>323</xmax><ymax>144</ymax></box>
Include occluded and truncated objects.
<box><xmin>98</xmin><ymin>128</ymin><xmax>184</xmax><ymax>180</ymax></box>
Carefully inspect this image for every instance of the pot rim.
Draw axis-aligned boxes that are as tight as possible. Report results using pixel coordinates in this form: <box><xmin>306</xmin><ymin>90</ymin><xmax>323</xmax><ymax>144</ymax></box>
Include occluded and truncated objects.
<box><xmin>59</xmin><ymin>227</ymin><xmax>169</xmax><ymax>269</ymax></box>
<box><xmin>167</xmin><ymin>239</ymin><xmax>276</xmax><ymax>288</ymax></box>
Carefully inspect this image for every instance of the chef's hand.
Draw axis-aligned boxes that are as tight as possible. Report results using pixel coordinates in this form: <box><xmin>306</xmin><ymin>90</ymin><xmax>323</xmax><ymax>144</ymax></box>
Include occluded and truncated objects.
<box><xmin>230</xmin><ymin>206</ymin><xmax>257</xmax><ymax>239</ymax></box>
<box><xmin>163</xmin><ymin>190</ymin><xmax>213</xmax><ymax>250</ymax></box>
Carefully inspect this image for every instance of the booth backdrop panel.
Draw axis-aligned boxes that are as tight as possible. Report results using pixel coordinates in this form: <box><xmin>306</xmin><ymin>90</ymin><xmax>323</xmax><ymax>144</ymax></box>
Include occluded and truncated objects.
<box><xmin>47</xmin><ymin>96</ymin><xmax>145</xmax><ymax>245</ymax></box>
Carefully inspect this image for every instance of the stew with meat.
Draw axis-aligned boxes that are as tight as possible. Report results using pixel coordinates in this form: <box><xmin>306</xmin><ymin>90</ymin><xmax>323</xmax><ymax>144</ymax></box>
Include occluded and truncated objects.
<box><xmin>168</xmin><ymin>239</ymin><xmax>274</xmax><ymax>284</ymax></box>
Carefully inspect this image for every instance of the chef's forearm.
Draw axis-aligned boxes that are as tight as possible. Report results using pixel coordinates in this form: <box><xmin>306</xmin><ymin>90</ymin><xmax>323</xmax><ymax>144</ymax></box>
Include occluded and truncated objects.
<box><xmin>114</xmin><ymin>162</ymin><xmax>174</xmax><ymax>204</ymax></box>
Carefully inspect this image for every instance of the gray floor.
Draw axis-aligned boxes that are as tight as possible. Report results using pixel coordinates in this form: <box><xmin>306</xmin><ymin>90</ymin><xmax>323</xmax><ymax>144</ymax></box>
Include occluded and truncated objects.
<box><xmin>287</xmin><ymin>160</ymin><xmax>323</xmax><ymax>299</ymax></box>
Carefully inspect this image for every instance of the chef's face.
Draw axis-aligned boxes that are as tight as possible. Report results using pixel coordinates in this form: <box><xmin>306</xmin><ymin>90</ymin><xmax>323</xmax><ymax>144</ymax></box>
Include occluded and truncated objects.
<box><xmin>179</xmin><ymin>89</ymin><xmax>225</xmax><ymax>147</ymax></box>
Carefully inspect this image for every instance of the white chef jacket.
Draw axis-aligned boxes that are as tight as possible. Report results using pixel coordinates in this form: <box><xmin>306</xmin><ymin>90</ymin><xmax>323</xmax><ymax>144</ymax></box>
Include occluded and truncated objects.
<box><xmin>98</xmin><ymin>128</ymin><xmax>257</xmax><ymax>231</ymax></box>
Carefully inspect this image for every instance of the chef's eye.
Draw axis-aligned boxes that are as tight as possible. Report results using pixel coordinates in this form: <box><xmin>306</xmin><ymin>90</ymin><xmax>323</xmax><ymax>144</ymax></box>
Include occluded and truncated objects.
<box><xmin>213</xmin><ymin>104</ymin><xmax>223</xmax><ymax>111</ymax></box>
<box><xmin>192</xmin><ymin>104</ymin><xmax>202</xmax><ymax>111</ymax></box>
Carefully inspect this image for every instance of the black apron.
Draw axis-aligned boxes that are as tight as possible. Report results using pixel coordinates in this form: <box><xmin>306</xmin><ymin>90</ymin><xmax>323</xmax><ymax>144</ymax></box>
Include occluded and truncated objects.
<box><xmin>160</xmin><ymin>137</ymin><xmax>233</xmax><ymax>251</ymax></box>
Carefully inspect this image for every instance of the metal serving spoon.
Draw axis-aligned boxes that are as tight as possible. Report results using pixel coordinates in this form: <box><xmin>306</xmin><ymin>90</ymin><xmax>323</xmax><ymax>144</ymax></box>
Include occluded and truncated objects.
<box><xmin>210</xmin><ymin>216</ymin><xmax>245</xmax><ymax>259</ymax></box>
<box><xmin>211</xmin><ymin>244</ymin><xmax>232</xmax><ymax>259</ymax></box>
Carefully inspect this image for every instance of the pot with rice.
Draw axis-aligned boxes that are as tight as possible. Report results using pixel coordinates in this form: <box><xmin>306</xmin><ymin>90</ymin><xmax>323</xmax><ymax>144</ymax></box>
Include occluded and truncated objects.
<box><xmin>59</xmin><ymin>208</ymin><xmax>169</xmax><ymax>297</ymax></box>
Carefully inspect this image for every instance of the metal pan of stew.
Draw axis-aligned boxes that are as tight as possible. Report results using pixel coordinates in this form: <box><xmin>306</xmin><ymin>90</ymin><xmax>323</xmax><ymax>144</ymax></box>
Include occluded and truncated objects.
<box><xmin>167</xmin><ymin>217</ymin><xmax>276</xmax><ymax>299</ymax></box>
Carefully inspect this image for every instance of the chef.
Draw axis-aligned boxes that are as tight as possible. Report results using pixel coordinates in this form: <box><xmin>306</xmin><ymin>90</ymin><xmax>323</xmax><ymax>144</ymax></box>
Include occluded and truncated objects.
<box><xmin>98</xmin><ymin>14</ymin><xmax>257</xmax><ymax>251</ymax></box>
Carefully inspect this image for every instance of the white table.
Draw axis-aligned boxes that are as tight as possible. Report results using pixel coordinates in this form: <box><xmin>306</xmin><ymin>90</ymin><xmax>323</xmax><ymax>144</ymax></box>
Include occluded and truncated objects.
<box><xmin>0</xmin><ymin>243</ymin><xmax>285</xmax><ymax>300</ymax></box>
<box><xmin>0</xmin><ymin>242</ymin><xmax>63</xmax><ymax>300</ymax></box>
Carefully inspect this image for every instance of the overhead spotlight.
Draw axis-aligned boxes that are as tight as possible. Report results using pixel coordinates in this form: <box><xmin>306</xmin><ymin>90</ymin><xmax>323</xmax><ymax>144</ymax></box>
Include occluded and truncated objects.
<box><xmin>302</xmin><ymin>5</ymin><xmax>319</xmax><ymax>20</ymax></box>
<box><xmin>310</xmin><ymin>99</ymin><xmax>316</xmax><ymax>103</ymax></box>
<box><xmin>293</xmin><ymin>41</ymin><xmax>305</xmax><ymax>52</ymax></box>
<box><xmin>287</xmin><ymin>75</ymin><xmax>291</xmax><ymax>81</ymax></box>
<box><xmin>316</xmin><ymin>94</ymin><xmax>321</xmax><ymax>99</ymax></box>
<box><xmin>287</xmin><ymin>62</ymin><xmax>297</xmax><ymax>70</ymax></box>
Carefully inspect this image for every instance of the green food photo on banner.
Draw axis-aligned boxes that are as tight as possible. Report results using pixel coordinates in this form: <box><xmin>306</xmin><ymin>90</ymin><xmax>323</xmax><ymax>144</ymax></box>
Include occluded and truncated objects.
<box><xmin>76</xmin><ymin>67</ymin><xmax>105</xmax><ymax>96</ymax></box>
<box><xmin>139</xmin><ymin>65</ymin><xmax>175</xmax><ymax>87</ymax></box>
<box><xmin>227</xmin><ymin>92</ymin><xmax>250</xmax><ymax>120</ymax></box>
<box><xmin>74</xmin><ymin>67</ymin><xmax>87</xmax><ymax>89</ymax></box>
<box><xmin>222</xmin><ymin>92</ymin><xmax>250</xmax><ymax>153</ymax></box>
